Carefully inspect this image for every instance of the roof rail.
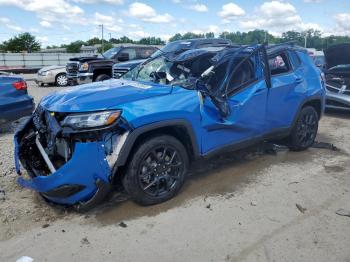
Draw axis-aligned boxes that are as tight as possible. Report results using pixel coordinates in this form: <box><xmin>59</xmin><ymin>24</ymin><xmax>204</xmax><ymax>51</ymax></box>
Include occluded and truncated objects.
<box><xmin>267</xmin><ymin>41</ymin><xmax>299</xmax><ymax>48</ymax></box>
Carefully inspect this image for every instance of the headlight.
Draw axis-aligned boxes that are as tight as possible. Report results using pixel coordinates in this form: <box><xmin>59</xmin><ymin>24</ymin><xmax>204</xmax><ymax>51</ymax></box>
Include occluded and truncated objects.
<box><xmin>61</xmin><ymin>110</ymin><xmax>122</xmax><ymax>129</ymax></box>
<box><xmin>40</xmin><ymin>71</ymin><xmax>51</xmax><ymax>76</ymax></box>
<box><xmin>79</xmin><ymin>62</ymin><xmax>89</xmax><ymax>71</ymax></box>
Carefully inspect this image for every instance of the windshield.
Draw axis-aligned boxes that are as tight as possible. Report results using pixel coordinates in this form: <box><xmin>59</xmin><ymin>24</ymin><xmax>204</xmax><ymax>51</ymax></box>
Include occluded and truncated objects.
<box><xmin>99</xmin><ymin>47</ymin><xmax>121</xmax><ymax>59</ymax></box>
<box><xmin>122</xmin><ymin>48</ymin><xmax>219</xmax><ymax>88</ymax></box>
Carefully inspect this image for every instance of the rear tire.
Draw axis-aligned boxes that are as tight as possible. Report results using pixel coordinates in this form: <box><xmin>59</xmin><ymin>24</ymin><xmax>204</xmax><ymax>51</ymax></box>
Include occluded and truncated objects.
<box><xmin>123</xmin><ymin>135</ymin><xmax>189</xmax><ymax>206</ymax></box>
<box><xmin>288</xmin><ymin>106</ymin><xmax>319</xmax><ymax>151</ymax></box>
<box><xmin>95</xmin><ymin>74</ymin><xmax>110</xmax><ymax>82</ymax></box>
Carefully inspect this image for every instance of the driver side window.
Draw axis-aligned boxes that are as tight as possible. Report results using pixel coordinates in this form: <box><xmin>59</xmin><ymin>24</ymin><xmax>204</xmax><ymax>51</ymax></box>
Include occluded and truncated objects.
<box><xmin>227</xmin><ymin>58</ymin><xmax>256</xmax><ymax>95</ymax></box>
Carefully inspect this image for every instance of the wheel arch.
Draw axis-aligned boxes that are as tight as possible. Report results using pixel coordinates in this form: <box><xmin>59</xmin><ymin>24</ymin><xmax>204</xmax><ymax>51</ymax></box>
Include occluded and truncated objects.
<box><xmin>301</xmin><ymin>98</ymin><xmax>323</xmax><ymax>120</ymax></box>
<box><xmin>115</xmin><ymin>120</ymin><xmax>200</xmax><ymax>168</ymax></box>
<box><xmin>92</xmin><ymin>68</ymin><xmax>112</xmax><ymax>81</ymax></box>
<box><xmin>290</xmin><ymin>95</ymin><xmax>323</xmax><ymax>133</ymax></box>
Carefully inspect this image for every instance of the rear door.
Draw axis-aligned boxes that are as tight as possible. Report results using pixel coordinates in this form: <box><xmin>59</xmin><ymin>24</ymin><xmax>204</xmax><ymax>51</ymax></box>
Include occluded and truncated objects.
<box><xmin>266</xmin><ymin>51</ymin><xmax>304</xmax><ymax>129</ymax></box>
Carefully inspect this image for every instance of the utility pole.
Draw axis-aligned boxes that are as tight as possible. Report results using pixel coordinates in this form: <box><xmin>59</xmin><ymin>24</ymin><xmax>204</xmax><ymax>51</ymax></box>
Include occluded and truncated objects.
<box><xmin>304</xmin><ymin>34</ymin><xmax>307</xmax><ymax>48</ymax></box>
<box><xmin>109</xmin><ymin>33</ymin><xmax>112</xmax><ymax>41</ymax></box>
<box><xmin>99</xmin><ymin>24</ymin><xmax>104</xmax><ymax>53</ymax></box>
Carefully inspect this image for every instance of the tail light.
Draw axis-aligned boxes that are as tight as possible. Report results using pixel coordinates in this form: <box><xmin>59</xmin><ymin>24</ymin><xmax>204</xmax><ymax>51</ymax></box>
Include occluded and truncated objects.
<box><xmin>12</xmin><ymin>80</ymin><xmax>27</xmax><ymax>90</ymax></box>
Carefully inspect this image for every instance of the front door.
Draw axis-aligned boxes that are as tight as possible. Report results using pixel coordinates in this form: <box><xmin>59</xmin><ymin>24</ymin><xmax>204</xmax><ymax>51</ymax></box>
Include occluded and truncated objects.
<box><xmin>200</xmin><ymin>50</ymin><xmax>269</xmax><ymax>155</ymax></box>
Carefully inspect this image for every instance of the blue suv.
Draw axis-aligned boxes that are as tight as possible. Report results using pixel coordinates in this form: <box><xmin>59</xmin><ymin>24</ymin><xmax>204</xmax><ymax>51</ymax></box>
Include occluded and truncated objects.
<box><xmin>14</xmin><ymin>43</ymin><xmax>325</xmax><ymax>210</ymax></box>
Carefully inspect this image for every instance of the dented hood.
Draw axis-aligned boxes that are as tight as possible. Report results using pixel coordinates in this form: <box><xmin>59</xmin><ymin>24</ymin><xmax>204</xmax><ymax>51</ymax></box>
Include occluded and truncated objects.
<box><xmin>324</xmin><ymin>43</ymin><xmax>350</xmax><ymax>69</ymax></box>
<box><xmin>40</xmin><ymin>79</ymin><xmax>173</xmax><ymax>112</ymax></box>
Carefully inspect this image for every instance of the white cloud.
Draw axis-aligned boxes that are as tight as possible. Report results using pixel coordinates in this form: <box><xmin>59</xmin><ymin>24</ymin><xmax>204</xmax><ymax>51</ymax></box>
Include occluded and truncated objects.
<box><xmin>218</xmin><ymin>2</ymin><xmax>245</xmax><ymax>23</ymax></box>
<box><xmin>72</xmin><ymin>0</ymin><xmax>123</xmax><ymax>4</ymax></box>
<box><xmin>62</xmin><ymin>24</ymin><xmax>71</xmax><ymax>30</ymax></box>
<box><xmin>37</xmin><ymin>36</ymin><xmax>48</xmax><ymax>43</ymax></box>
<box><xmin>334</xmin><ymin>13</ymin><xmax>350</xmax><ymax>35</ymax></box>
<box><xmin>0</xmin><ymin>17</ymin><xmax>23</xmax><ymax>31</ymax></box>
<box><xmin>40</xmin><ymin>20</ymin><xmax>52</xmax><ymax>28</ymax></box>
<box><xmin>0</xmin><ymin>0</ymin><xmax>85</xmax><ymax>25</ymax></box>
<box><xmin>94</xmin><ymin>12</ymin><xmax>123</xmax><ymax>32</ymax></box>
<box><xmin>304</xmin><ymin>0</ymin><xmax>321</xmax><ymax>2</ymax></box>
<box><xmin>128</xmin><ymin>2</ymin><xmax>174</xmax><ymax>23</ymax></box>
<box><xmin>238</xmin><ymin>1</ymin><xmax>321</xmax><ymax>35</ymax></box>
<box><xmin>128</xmin><ymin>30</ymin><xmax>150</xmax><ymax>39</ymax></box>
<box><xmin>188</xmin><ymin>4</ymin><xmax>208</xmax><ymax>12</ymax></box>
<box><xmin>0</xmin><ymin>17</ymin><xmax>10</xmax><ymax>24</ymax></box>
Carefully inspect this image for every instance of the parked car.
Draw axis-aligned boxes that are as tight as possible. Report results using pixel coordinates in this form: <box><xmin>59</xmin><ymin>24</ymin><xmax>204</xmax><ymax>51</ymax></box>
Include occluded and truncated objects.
<box><xmin>36</xmin><ymin>65</ymin><xmax>68</xmax><ymax>87</ymax></box>
<box><xmin>66</xmin><ymin>45</ymin><xmax>157</xmax><ymax>85</ymax></box>
<box><xmin>0</xmin><ymin>75</ymin><xmax>34</xmax><ymax>125</ymax></box>
<box><xmin>112</xmin><ymin>38</ymin><xmax>233</xmax><ymax>79</ymax></box>
<box><xmin>323</xmin><ymin>43</ymin><xmax>350</xmax><ymax>111</ymax></box>
<box><xmin>14</xmin><ymin>43</ymin><xmax>325</xmax><ymax>211</ymax></box>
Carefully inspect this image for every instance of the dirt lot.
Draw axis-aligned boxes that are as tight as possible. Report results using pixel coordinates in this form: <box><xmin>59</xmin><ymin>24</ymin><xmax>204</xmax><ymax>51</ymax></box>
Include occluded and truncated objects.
<box><xmin>1</xmin><ymin>80</ymin><xmax>350</xmax><ymax>262</ymax></box>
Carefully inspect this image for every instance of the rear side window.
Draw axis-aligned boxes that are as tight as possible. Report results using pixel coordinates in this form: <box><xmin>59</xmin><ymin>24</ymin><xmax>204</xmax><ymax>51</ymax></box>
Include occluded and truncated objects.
<box><xmin>137</xmin><ymin>48</ymin><xmax>156</xmax><ymax>59</ymax></box>
<box><xmin>269</xmin><ymin>52</ymin><xmax>291</xmax><ymax>75</ymax></box>
<box><xmin>121</xmin><ymin>48</ymin><xmax>137</xmax><ymax>60</ymax></box>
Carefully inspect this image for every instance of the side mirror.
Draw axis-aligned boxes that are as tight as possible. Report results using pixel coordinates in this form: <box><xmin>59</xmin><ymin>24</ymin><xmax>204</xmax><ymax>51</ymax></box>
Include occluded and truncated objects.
<box><xmin>118</xmin><ymin>52</ymin><xmax>130</xmax><ymax>62</ymax></box>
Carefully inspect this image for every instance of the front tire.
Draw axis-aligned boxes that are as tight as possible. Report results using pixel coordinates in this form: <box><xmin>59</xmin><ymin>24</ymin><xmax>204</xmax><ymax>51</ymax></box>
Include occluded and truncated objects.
<box><xmin>95</xmin><ymin>74</ymin><xmax>110</xmax><ymax>82</ymax></box>
<box><xmin>123</xmin><ymin>135</ymin><xmax>189</xmax><ymax>206</ymax></box>
<box><xmin>289</xmin><ymin>106</ymin><xmax>319</xmax><ymax>151</ymax></box>
<box><xmin>55</xmin><ymin>73</ymin><xmax>68</xmax><ymax>87</ymax></box>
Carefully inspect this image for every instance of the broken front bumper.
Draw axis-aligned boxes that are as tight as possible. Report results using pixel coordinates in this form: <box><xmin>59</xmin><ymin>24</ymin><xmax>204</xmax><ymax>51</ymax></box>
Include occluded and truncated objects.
<box><xmin>14</xmin><ymin>118</ymin><xmax>112</xmax><ymax>210</ymax></box>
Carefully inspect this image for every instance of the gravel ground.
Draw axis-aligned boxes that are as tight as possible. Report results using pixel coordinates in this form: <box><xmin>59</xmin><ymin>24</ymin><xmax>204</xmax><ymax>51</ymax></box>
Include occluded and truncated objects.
<box><xmin>1</xmin><ymin>80</ymin><xmax>350</xmax><ymax>262</ymax></box>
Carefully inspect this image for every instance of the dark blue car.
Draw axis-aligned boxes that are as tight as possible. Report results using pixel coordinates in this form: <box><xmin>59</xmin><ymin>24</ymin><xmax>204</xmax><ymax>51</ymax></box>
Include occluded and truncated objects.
<box><xmin>14</xmin><ymin>43</ymin><xmax>325</xmax><ymax>210</ymax></box>
<box><xmin>0</xmin><ymin>75</ymin><xmax>34</xmax><ymax>125</ymax></box>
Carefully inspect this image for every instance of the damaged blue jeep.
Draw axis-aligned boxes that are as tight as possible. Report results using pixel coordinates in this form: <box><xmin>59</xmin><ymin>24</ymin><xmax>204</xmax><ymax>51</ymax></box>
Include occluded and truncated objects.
<box><xmin>14</xmin><ymin>43</ymin><xmax>325</xmax><ymax>210</ymax></box>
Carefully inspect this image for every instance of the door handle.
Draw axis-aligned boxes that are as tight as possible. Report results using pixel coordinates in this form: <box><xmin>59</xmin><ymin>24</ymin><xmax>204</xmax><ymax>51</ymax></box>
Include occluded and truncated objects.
<box><xmin>295</xmin><ymin>78</ymin><xmax>303</xmax><ymax>84</ymax></box>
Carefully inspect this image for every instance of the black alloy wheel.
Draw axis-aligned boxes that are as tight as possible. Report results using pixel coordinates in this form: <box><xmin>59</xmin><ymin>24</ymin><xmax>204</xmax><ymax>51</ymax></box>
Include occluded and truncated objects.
<box><xmin>123</xmin><ymin>135</ymin><xmax>188</xmax><ymax>205</ymax></box>
<box><xmin>289</xmin><ymin>106</ymin><xmax>319</xmax><ymax>151</ymax></box>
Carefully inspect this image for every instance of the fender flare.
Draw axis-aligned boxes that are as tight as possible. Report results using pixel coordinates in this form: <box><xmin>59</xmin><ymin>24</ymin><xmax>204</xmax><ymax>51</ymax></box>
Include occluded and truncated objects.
<box><xmin>115</xmin><ymin>119</ymin><xmax>201</xmax><ymax>167</ymax></box>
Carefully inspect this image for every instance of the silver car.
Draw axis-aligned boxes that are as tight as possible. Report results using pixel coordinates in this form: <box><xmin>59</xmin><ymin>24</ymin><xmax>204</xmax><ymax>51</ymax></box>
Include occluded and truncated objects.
<box><xmin>36</xmin><ymin>65</ymin><xmax>68</xmax><ymax>87</ymax></box>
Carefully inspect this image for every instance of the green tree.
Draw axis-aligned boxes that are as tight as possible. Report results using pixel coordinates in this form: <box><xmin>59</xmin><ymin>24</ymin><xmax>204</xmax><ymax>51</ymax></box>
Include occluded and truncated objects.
<box><xmin>138</xmin><ymin>37</ymin><xmax>165</xmax><ymax>45</ymax></box>
<box><xmin>205</xmin><ymin>32</ymin><xmax>215</xmax><ymax>39</ymax></box>
<box><xmin>1</xmin><ymin>32</ymin><xmax>40</xmax><ymax>52</ymax></box>
<box><xmin>98</xmin><ymin>42</ymin><xmax>114</xmax><ymax>53</ymax></box>
<box><xmin>87</xmin><ymin>37</ymin><xmax>101</xmax><ymax>46</ymax></box>
<box><xmin>169</xmin><ymin>33</ymin><xmax>182</xmax><ymax>42</ymax></box>
<box><xmin>65</xmin><ymin>40</ymin><xmax>86</xmax><ymax>53</ymax></box>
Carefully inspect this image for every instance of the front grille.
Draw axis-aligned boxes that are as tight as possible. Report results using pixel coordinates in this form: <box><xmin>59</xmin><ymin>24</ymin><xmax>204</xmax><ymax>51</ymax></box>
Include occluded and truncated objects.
<box><xmin>326</xmin><ymin>99</ymin><xmax>350</xmax><ymax>109</ymax></box>
<box><xmin>113</xmin><ymin>67</ymin><xmax>129</xmax><ymax>79</ymax></box>
<box><xmin>66</xmin><ymin>62</ymin><xmax>79</xmax><ymax>77</ymax></box>
<box><xmin>326</xmin><ymin>82</ymin><xmax>350</xmax><ymax>96</ymax></box>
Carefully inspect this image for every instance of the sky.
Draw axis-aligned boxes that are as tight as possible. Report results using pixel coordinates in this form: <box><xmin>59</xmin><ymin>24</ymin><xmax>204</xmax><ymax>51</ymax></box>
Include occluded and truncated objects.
<box><xmin>0</xmin><ymin>0</ymin><xmax>349</xmax><ymax>47</ymax></box>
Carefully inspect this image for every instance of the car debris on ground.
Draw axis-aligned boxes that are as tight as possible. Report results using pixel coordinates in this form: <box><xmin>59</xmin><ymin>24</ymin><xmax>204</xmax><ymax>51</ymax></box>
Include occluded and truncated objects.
<box><xmin>296</xmin><ymin>204</ymin><xmax>307</xmax><ymax>213</ymax></box>
<box><xmin>335</xmin><ymin>209</ymin><xmax>350</xmax><ymax>217</ymax></box>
